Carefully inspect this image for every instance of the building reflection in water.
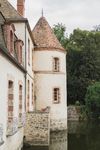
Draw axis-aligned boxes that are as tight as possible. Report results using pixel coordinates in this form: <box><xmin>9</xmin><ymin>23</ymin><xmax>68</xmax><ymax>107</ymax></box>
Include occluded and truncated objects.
<box><xmin>23</xmin><ymin>130</ymin><xmax>67</xmax><ymax>150</ymax></box>
<box><xmin>49</xmin><ymin>131</ymin><xmax>67</xmax><ymax>150</ymax></box>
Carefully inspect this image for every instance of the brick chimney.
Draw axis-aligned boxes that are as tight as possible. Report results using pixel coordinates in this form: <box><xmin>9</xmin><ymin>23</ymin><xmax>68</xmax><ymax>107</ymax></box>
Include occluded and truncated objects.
<box><xmin>17</xmin><ymin>0</ymin><xmax>25</xmax><ymax>17</ymax></box>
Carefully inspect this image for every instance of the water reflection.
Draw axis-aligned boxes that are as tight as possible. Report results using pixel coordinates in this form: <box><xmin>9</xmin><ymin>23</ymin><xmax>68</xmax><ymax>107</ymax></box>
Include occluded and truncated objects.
<box><xmin>68</xmin><ymin>120</ymin><xmax>100</xmax><ymax>150</ymax></box>
<box><xmin>50</xmin><ymin>131</ymin><xmax>67</xmax><ymax>150</ymax></box>
<box><xmin>23</xmin><ymin>130</ymin><xmax>67</xmax><ymax>150</ymax></box>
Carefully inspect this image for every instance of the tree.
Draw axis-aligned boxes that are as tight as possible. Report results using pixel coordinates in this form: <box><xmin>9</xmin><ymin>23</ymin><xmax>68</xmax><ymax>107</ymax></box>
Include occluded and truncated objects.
<box><xmin>85</xmin><ymin>82</ymin><xmax>100</xmax><ymax>118</ymax></box>
<box><xmin>53</xmin><ymin>25</ymin><xmax>100</xmax><ymax>105</ymax></box>
<box><xmin>53</xmin><ymin>23</ymin><xmax>68</xmax><ymax>49</ymax></box>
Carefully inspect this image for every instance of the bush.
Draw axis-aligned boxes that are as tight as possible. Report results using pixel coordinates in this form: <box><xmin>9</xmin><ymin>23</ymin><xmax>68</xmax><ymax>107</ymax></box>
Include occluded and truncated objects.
<box><xmin>85</xmin><ymin>82</ymin><xmax>100</xmax><ymax>118</ymax></box>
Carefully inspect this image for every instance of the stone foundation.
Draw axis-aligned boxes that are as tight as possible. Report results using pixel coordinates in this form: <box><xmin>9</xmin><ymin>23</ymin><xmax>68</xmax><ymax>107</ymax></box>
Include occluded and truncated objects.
<box><xmin>50</xmin><ymin>119</ymin><xmax>67</xmax><ymax>131</ymax></box>
<box><xmin>50</xmin><ymin>131</ymin><xmax>67</xmax><ymax>150</ymax></box>
<box><xmin>24</xmin><ymin>112</ymin><xmax>50</xmax><ymax>146</ymax></box>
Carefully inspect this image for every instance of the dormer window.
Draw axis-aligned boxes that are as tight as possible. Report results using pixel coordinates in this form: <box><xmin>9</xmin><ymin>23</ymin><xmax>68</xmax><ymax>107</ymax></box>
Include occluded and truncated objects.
<box><xmin>4</xmin><ymin>23</ymin><xmax>15</xmax><ymax>54</ymax></box>
<box><xmin>53</xmin><ymin>57</ymin><xmax>60</xmax><ymax>72</ymax></box>
<box><xmin>15</xmin><ymin>39</ymin><xmax>24</xmax><ymax>64</ymax></box>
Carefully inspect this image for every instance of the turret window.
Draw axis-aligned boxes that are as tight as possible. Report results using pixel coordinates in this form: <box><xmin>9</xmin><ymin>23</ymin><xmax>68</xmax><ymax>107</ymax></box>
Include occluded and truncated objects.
<box><xmin>53</xmin><ymin>88</ymin><xmax>60</xmax><ymax>104</ymax></box>
<box><xmin>53</xmin><ymin>57</ymin><xmax>60</xmax><ymax>72</ymax></box>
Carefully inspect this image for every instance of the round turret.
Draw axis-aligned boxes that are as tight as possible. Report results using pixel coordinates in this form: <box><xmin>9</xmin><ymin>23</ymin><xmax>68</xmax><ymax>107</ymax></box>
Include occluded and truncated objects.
<box><xmin>32</xmin><ymin>16</ymin><xmax>67</xmax><ymax>131</ymax></box>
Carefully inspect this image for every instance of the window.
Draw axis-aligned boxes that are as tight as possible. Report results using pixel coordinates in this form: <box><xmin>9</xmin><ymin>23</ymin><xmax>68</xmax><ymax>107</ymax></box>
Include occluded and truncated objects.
<box><xmin>19</xmin><ymin>45</ymin><xmax>22</xmax><ymax>64</ymax></box>
<box><xmin>27</xmin><ymin>80</ymin><xmax>30</xmax><ymax>111</ymax></box>
<box><xmin>53</xmin><ymin>88</ymin><xmax>60</xmax><ymax>104</ymax></box>
<box><xmin>32</xmin><ymin>83</ymin><xmax>34</xmax><ymax>105</ymax></box>
<box><xmin>8</xmin><ymin>81</ymin><xmax>14</xmax><ymax>122</ymax></box>
<box><xmin>28</xmin><ymin>39</ymin><xmax>30</xmax><ymax>65</ymax></box>
<box><xmin>10</xmin><ymin>30</ymin><xmax>14</xmax><ymax>54</ymax></box>
<box><xmin>53</xmin><ymin>57</ymin><xmax>60</xmax><ymax>72</ymax></box>
<box><xmin>19</xmin><ymin>85</ymin><xmax>22</xmax><ymax>120</ymax></box>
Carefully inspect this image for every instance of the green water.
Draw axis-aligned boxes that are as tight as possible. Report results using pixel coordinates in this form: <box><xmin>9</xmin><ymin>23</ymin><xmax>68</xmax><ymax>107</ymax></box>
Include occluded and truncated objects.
<box><xmin>68</xmin><ymin>120</ymin><xmax>100</xmax><ymax>150</ymax></box>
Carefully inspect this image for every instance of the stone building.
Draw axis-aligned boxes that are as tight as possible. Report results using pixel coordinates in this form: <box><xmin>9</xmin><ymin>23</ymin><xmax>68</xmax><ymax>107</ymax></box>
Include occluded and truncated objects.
<box><xmin>0</xmin><ymin>12</ymin><xmax>26</xmax><ymax>150</ymax></box>
<box><xmin>0</xmin><ymin>0</ymin><xmax>67</xmax><ymax>149</ymax></box>
<box><xmin>33</xmin><ymin>16</ymin><xmax>67</xmax><ymax>131</ymax></box>
<box><xmin>0</xmin><ymin>0</ymin><xmax>34</xmax><ymax>113</ymax></box>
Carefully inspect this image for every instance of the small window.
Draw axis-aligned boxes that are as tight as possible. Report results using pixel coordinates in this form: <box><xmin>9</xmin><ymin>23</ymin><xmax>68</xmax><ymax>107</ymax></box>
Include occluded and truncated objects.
<box><xmin>53</xmin><ymin>57</ymin><xmax>60</xmax><ymax>72</ymax></box>
<box><xmin>28</xmin><ymin>39</ymin><xmax>30</xmax><ymax>65</ymax></box>
<box><xmin>27</xmin><ymin>80</ymin><xmax>30</xmax><ymax>111</ymax></box>
<box><xmin>19</xmin><ymin>45</ymin><xmax>22</xmax><ymax>64</ymax></box>
<box><xmin>32</xmin><ymin>83</ymin><xmax>34</xmax><ymax>105</ymax></box>
<box><xmin>8</xmin><ymin>80</ymin><xmax>14</xmax><ymax>122</ymax></box>
<box><xmin>19</xmin><ymin>85</ymin><xmax>22</xmax><ymax>119</ymax></box>
<box><xmin>10</xmin><ymin>30</ymin><xmax>14</xmax><ymax>54</ymax></box>
<box><xmin>53</xmin><ymin>88</ymin><xmax>60</xmax><ymax>104</ymax></box>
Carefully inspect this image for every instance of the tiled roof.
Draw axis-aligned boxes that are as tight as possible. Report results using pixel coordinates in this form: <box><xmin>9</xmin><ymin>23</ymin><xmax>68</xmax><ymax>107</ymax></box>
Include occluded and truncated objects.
<box><xmin>0</xmin><ymin>12</ymin><xmax>6</xmax><ymax>47</ymax></box>
<box><xmin>32</xmin><ymin>17</ymin><xmax>64</xmax><ymax>51</ymax></box>
<box><xmin>0</xmin><ymin>0</ymin><xmax>23</xmax><ymax>19</ymax></box>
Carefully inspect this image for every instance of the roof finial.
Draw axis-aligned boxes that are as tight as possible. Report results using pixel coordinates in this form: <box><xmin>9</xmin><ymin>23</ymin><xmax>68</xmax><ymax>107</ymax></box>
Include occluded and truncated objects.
<box><xmin>42</xmin><ymin>8</ymin><xmax>44</xmax><ymax>17</ymax></box>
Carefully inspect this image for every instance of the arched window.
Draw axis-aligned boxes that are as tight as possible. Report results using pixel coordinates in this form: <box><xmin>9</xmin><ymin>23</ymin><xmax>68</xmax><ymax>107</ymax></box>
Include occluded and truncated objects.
<box><xmin>53</xmin><ymin>57</ymin><xmax>60</xmax><ymax>72</ymax></box>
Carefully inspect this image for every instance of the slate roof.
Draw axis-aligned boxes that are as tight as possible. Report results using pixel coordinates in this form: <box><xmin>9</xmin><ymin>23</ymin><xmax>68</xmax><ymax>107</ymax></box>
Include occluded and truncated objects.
<box><xmin>0</xmin><ymin>12</ymin><xmax>6</xmax><ymax>47</ymax></box>
<box><xmin>0</xmin><ymin>0</ymin><xmax>23</xmax><ymax>19</ymax></box>
<box><xmin>32</xmin><ymin>17</ymin><xmax>65</xmax><ymax>51</ymax></box>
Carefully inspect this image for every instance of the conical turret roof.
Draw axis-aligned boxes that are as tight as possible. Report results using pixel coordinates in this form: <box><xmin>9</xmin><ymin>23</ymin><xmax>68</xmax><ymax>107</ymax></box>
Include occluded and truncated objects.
<box><xmin>32</xmin><ymin>17</ymin><xmax>64</xmax><ymax>51</ymax></box>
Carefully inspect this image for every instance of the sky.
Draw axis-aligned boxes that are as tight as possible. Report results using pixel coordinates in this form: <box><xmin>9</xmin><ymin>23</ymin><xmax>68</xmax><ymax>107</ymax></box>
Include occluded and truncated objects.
<box><xmin>8</xmin><ymin>0</ymin><xmax>100</xmax><ymax>35</ymax></box>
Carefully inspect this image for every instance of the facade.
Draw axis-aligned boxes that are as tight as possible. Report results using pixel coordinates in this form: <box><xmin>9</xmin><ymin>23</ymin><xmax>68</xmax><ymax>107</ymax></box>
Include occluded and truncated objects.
<box><xmin>0</xmin><ymin>0</ymin><xmax>67</xmax><ymax>149</ymax></box>
<box><xmin>0</xmin><ymin>0</ymin><xmax>34</xmax><ymax>113</ymax></box>
<box><xmin>0</xmin><ymin>12</ymin><xmax>26</xmax><ymax>150</ymax></box>
<box><xmin>32</xmin><ymin>17</ymin><xmax>67</xmax><ymax>130</ymax></box>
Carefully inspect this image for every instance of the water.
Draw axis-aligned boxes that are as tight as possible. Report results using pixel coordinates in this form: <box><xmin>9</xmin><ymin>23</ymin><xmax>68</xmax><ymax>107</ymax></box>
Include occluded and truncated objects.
<box><xmin>68</xmin><ymin>120</ymin><xmax>100</xmax><ymax>150</ymax></box>
<box><xmin>24</xmin><ymin>121</ymin><xmax>100</xmax><ymax>150</ymax></box>
<box><xmin>23</xmin><ymin>130</ymin><xmax>67</xmax><ymax>150</ymax></box>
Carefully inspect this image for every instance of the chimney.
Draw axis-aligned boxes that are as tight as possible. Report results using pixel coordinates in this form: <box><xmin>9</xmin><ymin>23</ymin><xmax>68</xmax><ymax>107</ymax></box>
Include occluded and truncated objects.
<box><xmin>17</xmin><ymin>0</ymin><xmax>25</xmax><ymax>17</ymax></box>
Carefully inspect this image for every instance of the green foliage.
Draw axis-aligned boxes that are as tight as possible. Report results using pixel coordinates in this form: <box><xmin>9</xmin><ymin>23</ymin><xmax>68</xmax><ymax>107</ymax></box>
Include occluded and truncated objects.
<box><xmin>85</xmin><ymin>82</ymin><xmax>100</xmax><ymax>118</ymax></box>
<box><xmin>53</xmin><ymin>23</ymin><xmax>68</xmax><ymax>49</ymax></box>
<box><xmin>53</xmin><ymin>24</ymin><xmax>100</xmax><ymax>105</ymax></box>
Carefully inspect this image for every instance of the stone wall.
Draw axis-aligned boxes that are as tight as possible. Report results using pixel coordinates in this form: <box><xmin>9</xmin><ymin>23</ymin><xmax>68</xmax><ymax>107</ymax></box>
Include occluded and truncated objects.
<box><xmin>68</xmin><ymin>106</ymin><xmax>81</xmax><ymax>121</ymax></box>
<box><xmin>50</xmin><ymin>131</ymin><xmax>67</xmax><ymax>150</ymax></box>
<box><xmin>50</xmin><ymin>118</ymin><xmax>67</xmax><ymax>131</ymax></box>
<box><xmin>24</xmin><ymin>112</ymin><xmax>50</xmax><ymax>146</ymax></box>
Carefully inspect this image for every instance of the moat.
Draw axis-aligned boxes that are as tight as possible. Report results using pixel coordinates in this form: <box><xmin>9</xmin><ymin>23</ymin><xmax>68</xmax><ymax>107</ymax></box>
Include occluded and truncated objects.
<box><xmin>68</xmin><ymin>120</ymin><xmax>100</xmax><ymax>150</ymax></box>
<box><xmin>24</xmin><ymin>120</ymin><xmax>100</xmax><ymax>150</ymax></box>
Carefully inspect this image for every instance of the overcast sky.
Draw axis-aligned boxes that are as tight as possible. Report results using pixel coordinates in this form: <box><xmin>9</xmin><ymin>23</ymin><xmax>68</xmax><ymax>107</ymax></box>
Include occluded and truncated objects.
<box><xmin>8</xmin><ymin>0</ymin><xmax>100</xmax><ymax>35</ymax></box>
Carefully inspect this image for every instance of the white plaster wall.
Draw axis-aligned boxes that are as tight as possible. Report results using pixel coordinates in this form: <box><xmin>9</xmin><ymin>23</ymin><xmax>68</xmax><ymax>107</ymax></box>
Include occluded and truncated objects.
<box><xmin>14</xmin><ymin>22</ymin><xmax>34</xmax><ymax>78</ymax></box>
<box><xmin>0</xmin><ymin>53</ymin><xmax>25</xmax><ymax>150</ymax></box>
<box><xmin>26</xmin><ymin>74</ymin><xmax>34</xmax><ymax>112</ymax></box>
<box><xmin>34</xmin><ymin>50</ymin><xmax>67</xmax><ymax>122</ymax></box>
<box><xmin>14</xmin><ymin>22</ymin><xmax>34</xmax><ymax>112</ymax></box>
<box><xmin>34</xmin><ymin>50</ymin><xmax>66</xmax><ymax>72</ymax></box>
